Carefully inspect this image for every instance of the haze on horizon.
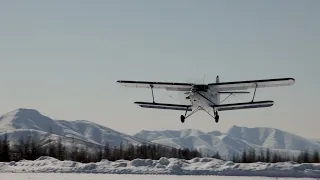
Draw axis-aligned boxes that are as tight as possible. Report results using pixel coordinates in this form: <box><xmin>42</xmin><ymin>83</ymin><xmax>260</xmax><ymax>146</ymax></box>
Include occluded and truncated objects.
<box><xmin>0</xmin><ymin>0</ymin><xmax>319</xmax><ymax>139</ymax></box>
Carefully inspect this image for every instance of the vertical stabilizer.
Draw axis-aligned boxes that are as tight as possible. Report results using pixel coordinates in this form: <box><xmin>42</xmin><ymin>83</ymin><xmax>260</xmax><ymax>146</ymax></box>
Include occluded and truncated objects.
<box><xmin>216</xmin><ymin>75</ymin><xmax>220</xmax><ymax>103</ymax></box>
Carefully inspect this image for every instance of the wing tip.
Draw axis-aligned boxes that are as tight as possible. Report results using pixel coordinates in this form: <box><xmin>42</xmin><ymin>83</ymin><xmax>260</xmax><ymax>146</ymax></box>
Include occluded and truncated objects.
<box><xmin>117</xmin><ymin>80</ymin><xmax>127</xmax><ymax>86</ymax></box>
<box><xmin>289</xmin><ymin>78</ymin><xmax>295</xmax><ymax>84</ymax></box>
<box><xmin>134</xmin><ymin>101</ymin><xmax>192</xmax><ymax>111</ymax></box>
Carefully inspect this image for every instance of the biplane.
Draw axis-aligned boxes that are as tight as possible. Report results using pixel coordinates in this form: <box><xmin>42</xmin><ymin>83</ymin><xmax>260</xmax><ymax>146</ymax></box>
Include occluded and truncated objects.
<box><xmin>117</xmin><ymin>76</ymin><xmax>295</xmax><ymax>123</ymax></box>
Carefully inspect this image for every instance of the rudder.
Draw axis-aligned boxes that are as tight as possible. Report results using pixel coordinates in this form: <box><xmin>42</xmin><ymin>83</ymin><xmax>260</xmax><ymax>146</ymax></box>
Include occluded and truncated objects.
<box><xmin>216</xmin><ymin>75</ymin><xmax>220</xmax><ymax>103</ymax></box>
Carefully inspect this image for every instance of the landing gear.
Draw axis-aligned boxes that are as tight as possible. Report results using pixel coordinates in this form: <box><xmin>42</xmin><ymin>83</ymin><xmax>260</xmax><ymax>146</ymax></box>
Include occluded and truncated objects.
<box><xmin>180</xmin><ymin>106</ymin><xmax>221</xmax><ymax>123</ymax></box>
<box><xmin>214</xmin><ymin>111</ymin><xmax>219</xmax><ymax>123</ymax></box>
<box><xmin>180</xmin><ymin>115</ymin><xmax>185</xmax><ymax>123</ymax></box>
<box><xmin>180</xmin><ymin>106</ymin><xmax>201</xmax><ymax>123</ymax></box>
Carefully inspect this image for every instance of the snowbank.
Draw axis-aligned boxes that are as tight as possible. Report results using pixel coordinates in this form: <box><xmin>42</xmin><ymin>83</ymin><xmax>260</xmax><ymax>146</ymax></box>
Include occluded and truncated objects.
<box><xmin>0</xmin><ymin>156</ymin><xmax>319</xmax><ymax>178</ymax></box>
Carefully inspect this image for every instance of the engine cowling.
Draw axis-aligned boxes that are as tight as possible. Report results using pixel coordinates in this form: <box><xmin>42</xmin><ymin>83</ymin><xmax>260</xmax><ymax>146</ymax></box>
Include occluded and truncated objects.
<box><xmin>191</xmin><ymin>84</ymin><xmax>209</xmax><ymax>92</ymax></box>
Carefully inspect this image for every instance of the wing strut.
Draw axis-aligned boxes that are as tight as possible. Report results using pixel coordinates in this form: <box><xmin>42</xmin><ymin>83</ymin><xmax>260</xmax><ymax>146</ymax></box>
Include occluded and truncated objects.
<box><xmin>181</xmin><ymin>106</ymin><xmax>202</xmax><ymax>122</ymax></box>
<box><xmin>252</xmin><ymin>83</ymin><xmax>258</xmax><ymax>102</ymax></box>
<box><xmin>150</xmin><ymin>84</ymin><xmax>155</xmax><ymax>103</ymax></box>
<box><xmin>220</xmin><ymin>93</ymin><xmax>234</xmax><ymax>104</ymax></box>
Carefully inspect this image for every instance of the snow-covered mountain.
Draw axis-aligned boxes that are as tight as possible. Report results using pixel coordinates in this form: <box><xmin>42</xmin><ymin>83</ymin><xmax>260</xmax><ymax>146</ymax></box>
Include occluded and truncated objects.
<box><xmin>134</xmin><ymin>126</ymin><xmax>320</xmax><ymax>160</ymax></box>
<box><xmin>0</xmin><ymin>108</ymin><xmax>144</xmax><ymax>148</ymax></box>
<box><xmin>0</xmin><ymin>108</ymin><xmax>319</xmax><ymax>160</ymax></box>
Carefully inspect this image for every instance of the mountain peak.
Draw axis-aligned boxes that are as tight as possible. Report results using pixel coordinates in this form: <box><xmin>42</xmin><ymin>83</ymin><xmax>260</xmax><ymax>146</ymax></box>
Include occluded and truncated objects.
<box><xmin>1</xmin><ymin>108</ymin><xmax>43</xmax><ymax>119</ymax></box>
<box><xmin>227</xmin><ymin>125</ymin><xmax>296</xmax><ymax>139</ymax></box>
<box><xmin>207</xmin><ymin>130</ymin><xmax>222</xmax><ymax>136</ymax></box>
<box><xmin>14</xmin><ymin>108</ymin><xmax>41</xmax><ymax>115</ymax></box>
<box><xmin>0</xmin><ymin>107</ymin><xmax>57</xmax><ymax>133</ymax></box>
<box><xmin>180</xmin><ymin>129</ymin><xmax>206</xmax><ymax>137</ymax></box>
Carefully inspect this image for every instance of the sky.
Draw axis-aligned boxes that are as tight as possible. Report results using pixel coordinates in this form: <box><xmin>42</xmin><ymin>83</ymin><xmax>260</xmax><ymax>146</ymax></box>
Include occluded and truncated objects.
<box><xmin>0</xmin><ymin>0</ymin><xmax>319</xmax><ymax>138</ymax></box>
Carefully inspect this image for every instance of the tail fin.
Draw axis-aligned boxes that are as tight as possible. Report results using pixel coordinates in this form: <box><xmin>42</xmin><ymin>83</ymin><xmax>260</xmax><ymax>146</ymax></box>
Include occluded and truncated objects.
<box><xmin>216</xmin><ymin>75</ymin><xmax>220</xmax><ymax>103</ymax></box>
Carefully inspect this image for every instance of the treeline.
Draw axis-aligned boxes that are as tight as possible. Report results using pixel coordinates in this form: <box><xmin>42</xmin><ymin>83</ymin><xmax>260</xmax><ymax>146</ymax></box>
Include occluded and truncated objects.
<box><xmin>1</xmin><ymin>133</ymin><xmax>320</xmax><ymax>164</ymax></box>
<box><xmin>228</xmin><ymin>147</ymin><xmax>320</xmax><ymax>163</ymax></box>
<box><xmin>0</xmin><ymin>134</ymin><xmax>202</xmax><ymax>163</ymax></box>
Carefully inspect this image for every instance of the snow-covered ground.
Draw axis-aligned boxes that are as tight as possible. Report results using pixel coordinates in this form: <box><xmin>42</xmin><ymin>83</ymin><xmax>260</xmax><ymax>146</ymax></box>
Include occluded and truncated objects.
<box><xmin>0</xmin><ymin>173</ymin><xmax>317</xmax><ymax>180</ymax></box>
<box><xmin>0</xmin><ymin>157</ymin><xmax>319</xmax><ymax>178</ymax></box>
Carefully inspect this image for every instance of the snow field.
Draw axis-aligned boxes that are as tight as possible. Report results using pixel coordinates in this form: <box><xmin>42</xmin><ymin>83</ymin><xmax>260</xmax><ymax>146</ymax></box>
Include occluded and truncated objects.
<box><xmin>0</xmin><ymin>173</ymin><xmax>317</xmax><ymax>180</ymax></box>
<box><xmin>0</xmin><ymin>156</ymin><xmax>319</xmax><ymax>178</ymax></box>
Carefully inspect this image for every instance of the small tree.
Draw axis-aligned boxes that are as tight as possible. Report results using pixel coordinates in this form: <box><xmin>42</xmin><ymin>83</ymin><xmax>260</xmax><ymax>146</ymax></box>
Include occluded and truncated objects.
<box><xmin>312</xmin><ymin>150</ymin><xmax>319</xmax><ymax>163</ymax></box>
<box><xmin>248</xmin><ymin>148</ymin><xmax>256</xmax><ymax>163</ymax></box>
<box><xmin>2</xmin><ymin>133</ymin><xmax>10</xmax><ymax>161</ymax></box>
<box><xmin>266</xmin><ymin>148</ymin><xmax>271</xmax><ymax>162</ymax></box>
<box><xmin>57</xmin><ymin>137</ymin><xmax>65</xmax><ymax>160</ymax></box>
<box><xmin>272</xmin><ymin>152</ymin><xmax>279</xmax><ymax>163</ymax></box>
<box><xmin>212</xmin><ymin>151</ymin><xmax>221</xmax><ymax>159</ymax></box>
<box><xmin>303</xmin><ymin>149</ymin><xmax>310</xmax><ymax>163</ymax></box>
<box><xmin>259</xmin><ymin>148</ymin><xmax>265</xmax><ymax>162</ymax></box>
<box><xmin>242</xmin><ymin>151</ymin><xmax>247</xmax><ymax>163</ymax></box>
<box><xmin>103</xmin><ymin>142</ymin><xmax>110</xmax><ymax>160</ymax></box>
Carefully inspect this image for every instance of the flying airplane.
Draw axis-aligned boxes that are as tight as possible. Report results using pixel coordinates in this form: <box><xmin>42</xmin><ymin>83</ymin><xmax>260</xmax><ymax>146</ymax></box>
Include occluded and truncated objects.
<box><xmin>117</xmin><ymin>76</ymin><xmax>295</xmax><ymax>123</ymax></box>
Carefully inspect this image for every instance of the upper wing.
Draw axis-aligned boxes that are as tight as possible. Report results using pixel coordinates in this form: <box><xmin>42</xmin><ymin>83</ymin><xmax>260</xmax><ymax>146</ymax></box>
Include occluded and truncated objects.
<box><xmin>117</xmin><ymin>80</ymin><xmax>193</xmax><ymax>91</ymax></box>
<box><xmin>209</xmin><ymin>78</ymin><xmax>295</xmax><ymax>91</ymax></box>
<box><xmin>213</xmin><ymin>101</ymin><xmax>274</xmax><ymax>111</ymax></box>
<box><xmin>134</xmin><ymin>102</ymin><xmax>192</xmax><ymax>111</ymax></box>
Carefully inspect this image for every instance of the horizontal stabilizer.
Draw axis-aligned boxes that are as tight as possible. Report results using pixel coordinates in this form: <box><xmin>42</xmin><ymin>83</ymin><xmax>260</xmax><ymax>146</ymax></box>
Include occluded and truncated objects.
<box><xmin>213</xmin><ymin>101</ymin><xmax>274</xmax><ymax>111</ymax></box>
<box><xmin>134</xmin><ymin>102</ymin><xmax>192</xmax><ymax>111</ymax></box>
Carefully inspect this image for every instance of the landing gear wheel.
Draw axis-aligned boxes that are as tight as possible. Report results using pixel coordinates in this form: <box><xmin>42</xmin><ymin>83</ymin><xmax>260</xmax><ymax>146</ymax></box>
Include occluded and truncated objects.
<box><xmin>214</xmin><ymin>110</ymin><xmax>219</xmax><ymax>123</ymax></box>
<box><xmin>180</xmin><ymin>115</ymin><xmax>185</xmax><ymax>123</ymax></box>
<box><xmin>214</xmin><ymin>114</ymin><xmax>219</xmax><ymax>123</ymax></box>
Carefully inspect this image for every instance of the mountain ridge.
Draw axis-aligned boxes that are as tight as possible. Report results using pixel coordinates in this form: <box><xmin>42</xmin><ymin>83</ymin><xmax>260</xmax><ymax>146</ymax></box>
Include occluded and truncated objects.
<box><xmin>0</xmin><ymin>108</ymin><xmax>145</xmax><ymax>147</ymax></box>
<box><xmin>133</xmin><ymin>125</ymin><xmax>320</xmax><ymax>159</ymax></box>
<box><xmin>0</xmin><ymin>108</ymin><xmax>319</xmax><ymax>160</ymax></box>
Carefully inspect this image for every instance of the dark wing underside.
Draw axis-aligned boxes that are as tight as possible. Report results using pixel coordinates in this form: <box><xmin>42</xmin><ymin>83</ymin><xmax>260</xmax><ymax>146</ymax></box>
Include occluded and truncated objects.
<box><xmin>212</xmin><ymin>101</ymin><xmax>274</xmax><ymax>111</ymax></box>
<box><xmin>218</xmin><ymin>91</ymin><xmax>250</xmax><ymax>94</ymax></box>
<box><xmin>134</xmin><ymin>102</ymin><xmax>192</xmax><ymax>111</ymax></box>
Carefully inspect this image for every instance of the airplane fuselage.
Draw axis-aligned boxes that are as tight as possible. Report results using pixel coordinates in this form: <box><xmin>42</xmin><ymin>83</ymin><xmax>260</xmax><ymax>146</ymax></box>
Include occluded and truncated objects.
<box><xmin>188</xmin><ymin>86</ymin><xmax>220</xmax><ymax>112</ymax></box>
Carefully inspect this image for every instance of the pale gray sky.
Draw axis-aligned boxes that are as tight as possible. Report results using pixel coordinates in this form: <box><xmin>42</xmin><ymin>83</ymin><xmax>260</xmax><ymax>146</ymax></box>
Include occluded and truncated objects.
<box><xmin>0</xmin><ymin>0</ymin><xmax>319</xmax><ymax>138</ymax></box>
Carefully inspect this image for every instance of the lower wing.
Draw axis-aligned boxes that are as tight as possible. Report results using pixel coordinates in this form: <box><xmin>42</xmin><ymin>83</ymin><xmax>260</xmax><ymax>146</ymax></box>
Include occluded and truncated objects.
<box><xmin>134</xmin><ymin>102</ymin><xmax>192</xmax><ymax>111</ymax></box>
<box><xmin>212</xmin><ymin>101</ymin><xmax>274</xmax><ymax>111</ymax></box>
